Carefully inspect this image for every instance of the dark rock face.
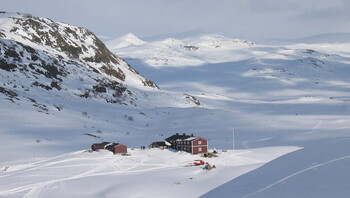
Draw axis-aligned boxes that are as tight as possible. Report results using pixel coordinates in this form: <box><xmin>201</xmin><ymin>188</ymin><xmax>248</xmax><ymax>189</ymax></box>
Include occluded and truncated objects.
<box><xmin>0</xmin><ymin>39</ymin><xmax>66</xmax><ymax>80</ymax></box>
<box><xmin>0</xmin><ymin>58</ymin><xmax>17</xmax><ymax>71</ymax></box>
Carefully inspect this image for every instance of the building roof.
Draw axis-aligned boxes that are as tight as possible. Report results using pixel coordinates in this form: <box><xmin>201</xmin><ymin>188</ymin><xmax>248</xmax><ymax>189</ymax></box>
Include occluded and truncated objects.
<box><xmin>92</xmin><ymin>142</ymin><xmax>111</xmax><ymax>148</ymax></box>
<box><xmin>164</xmin><ymin>141</ymin><xmax>171</xmax><ymax>146</ymax></box>
<box><xmin>165</xmin><ymin>133</ymin><xmax>193</xmax><ymax>141</ymax></box>
<box><xmin>151</xmin><ymin>141</ymin><xmax>169</xmax><ymax>147</ymax></box>
<box><xmin>105</xmin><ymin>142</ymin><xmax>126</xmax><ymax>148</ymax></box>
<box><xmin>184</xmin><ymin>137</ymin><xmax>198</xmax><ymax>141</ymax></box>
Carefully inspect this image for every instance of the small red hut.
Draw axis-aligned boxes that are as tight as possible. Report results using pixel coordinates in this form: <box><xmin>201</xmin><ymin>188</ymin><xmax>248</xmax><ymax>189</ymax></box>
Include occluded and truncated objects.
<box><xmin>104</xmin><ymin>143</ymin><xmax>127</xmax><ymax>154</ymax></box>
<box><xmin>111</xmin><ymin>143</ymin><xmax>127</xmax><ymax>154</ymax></box>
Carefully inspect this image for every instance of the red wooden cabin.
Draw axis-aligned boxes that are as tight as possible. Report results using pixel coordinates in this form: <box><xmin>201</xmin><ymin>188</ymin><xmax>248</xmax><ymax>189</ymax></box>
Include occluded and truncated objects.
<box><xmin>110</xmin><ymin>143</ymin><xmax>127</xmax><ymax>154</ymax></box>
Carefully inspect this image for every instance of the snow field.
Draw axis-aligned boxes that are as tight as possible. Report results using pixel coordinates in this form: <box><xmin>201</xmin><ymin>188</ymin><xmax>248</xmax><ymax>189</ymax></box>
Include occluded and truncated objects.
<box><xmin>0</xmin><ymin>147</ymin><xmax>300</xmax><ymax>198</ymax></box>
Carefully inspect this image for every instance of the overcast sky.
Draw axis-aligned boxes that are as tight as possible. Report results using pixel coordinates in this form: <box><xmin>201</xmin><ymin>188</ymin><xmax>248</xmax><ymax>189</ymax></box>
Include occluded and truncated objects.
<box><xmin>1</xmin><ymin>0</ymin><xmax>350</xmax><ymax>40</ymax></box>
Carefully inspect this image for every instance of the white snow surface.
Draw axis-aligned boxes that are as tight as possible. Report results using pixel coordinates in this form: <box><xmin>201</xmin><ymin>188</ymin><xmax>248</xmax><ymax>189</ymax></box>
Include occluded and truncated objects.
<box><xmin>1</xmin><ymin>12</ymin><xmax>350</xmax><ymax>197</ymax></box>
<box><xmin>0</xmin><ymin>147</ymin><xmax>300</xmax><ymax>198</ymax></box>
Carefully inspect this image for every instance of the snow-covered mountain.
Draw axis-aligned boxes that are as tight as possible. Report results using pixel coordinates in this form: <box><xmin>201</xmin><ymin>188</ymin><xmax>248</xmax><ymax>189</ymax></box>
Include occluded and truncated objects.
<box><xmin>105</xmin><ymin>33</ymin><xmax>146</xmax><ymax>50</ymax></box>
<box><xmin>0</xmin><ymin>12</ymin><xmax>159</xmax><ymax>109</ymax></box>
<box><xmin>107</xmin><ymin>34</ymin><xmax>256</xmax><ymax>67</ymax></box>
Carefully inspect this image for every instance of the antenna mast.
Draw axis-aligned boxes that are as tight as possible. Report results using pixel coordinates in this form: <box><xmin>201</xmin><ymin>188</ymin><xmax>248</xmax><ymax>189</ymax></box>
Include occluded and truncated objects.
<box><xmin>233</xmin><ymin>128</ymin><xmax>235</xmax><ymax>150</ymax></box>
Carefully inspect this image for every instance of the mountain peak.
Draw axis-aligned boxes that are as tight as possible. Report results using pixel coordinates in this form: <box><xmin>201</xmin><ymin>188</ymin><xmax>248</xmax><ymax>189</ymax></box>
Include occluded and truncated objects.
<box><xmin>105</xmin><ymin>33</ymin><xmax>146</xmax><ymax>50</ymax></box>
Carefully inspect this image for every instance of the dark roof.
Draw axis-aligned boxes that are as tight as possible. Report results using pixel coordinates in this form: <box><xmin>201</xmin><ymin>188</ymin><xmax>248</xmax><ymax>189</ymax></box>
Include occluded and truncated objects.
<box><xmin>107</xmin><ymin>142</ymin><xmax>126</xmax><ymax>147</ymax></box>
<box><xmin>165</xmin><ymin>133</ymin><xmax>193</xmax><ymax>141</ymax></box>
<box><xmin>151</xmin><ymin>141</ymin><xmax>168</xmax><ymax>146</ymax></box>
<box><xmin>92</xmin><ymin>142</ymin><xmax>111</xmax><ymax>147</ymax></box>
<box><xmin>92</xmin><ymin>142</ymin><xmax>124</xmax><ymax>148</ymax></box>
<box><xmin>91</xmin><ymin>142</ymin><xmax>112</xmax><ymax>151</ymax></box>
<box><xmin>105</xmin><ymin>142</ymin><xmax>126</xmax><ymax>151</ymax></box>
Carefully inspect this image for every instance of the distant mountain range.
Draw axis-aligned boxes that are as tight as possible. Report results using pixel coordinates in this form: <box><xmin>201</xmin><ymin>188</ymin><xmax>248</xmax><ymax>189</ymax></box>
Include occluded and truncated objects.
<box><xmin>272</xmin><ymin>32</ymin><xmax>350</xmax><ymax>44</ymax></box>
<box><xmin>107</xmin><ymin>33</ymin><xmax>256</xmax><ymax>67</ymax></box>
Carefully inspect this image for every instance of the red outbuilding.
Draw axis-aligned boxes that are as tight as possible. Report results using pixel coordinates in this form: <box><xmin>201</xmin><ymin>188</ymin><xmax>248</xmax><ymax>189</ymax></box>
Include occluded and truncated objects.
<box><xmin>92</xmin><ymin>142</ymin><xmax>127</xmax><ymax>154</ymax></box>
<box><xmin>110</xmin><ymin>143</ymin><xmax>127</xmax><ymax>154</ymax></box>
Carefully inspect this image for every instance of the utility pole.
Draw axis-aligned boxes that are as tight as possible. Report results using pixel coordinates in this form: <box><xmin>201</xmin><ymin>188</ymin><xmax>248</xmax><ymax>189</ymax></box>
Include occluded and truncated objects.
<box><xmin>233</xmin><ymin>128</ymin><xmax>235</xmax><ymax>150</ymax></box>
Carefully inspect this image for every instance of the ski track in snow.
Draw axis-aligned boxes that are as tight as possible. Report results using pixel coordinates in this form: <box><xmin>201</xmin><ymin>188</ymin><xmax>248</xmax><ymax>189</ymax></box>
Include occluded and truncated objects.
<box><xmin>242</xmin><ymin>155</ymin><xmax>350</xmax><ymax>198</ymax></box>
<box><xmin>0</xmin><ymin>153</ymin><xmax>183</xmax><ymax>197</ymax></box>
<box><xmin>0</xmin><ymin>151</ymin><xmax>85</xmax><ymax>179</ymax></box>
<box><xmin>311</xmin><ymin>121</ymin><xmax>322</xmax><ymax>132</ymax></box>
<box><xmin>0</xmin><ymin>147</ymin><xmax>300</xmax><ymax>197</ymax></box>
<box><xmin>299</xmin><ymin>126</ymin><xmax>350</xmax><ymax>136</ymax></box>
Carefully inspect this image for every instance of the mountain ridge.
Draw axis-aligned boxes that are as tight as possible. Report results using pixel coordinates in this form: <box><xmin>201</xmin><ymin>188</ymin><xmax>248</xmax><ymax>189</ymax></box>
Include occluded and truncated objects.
<box><xmin>0</xmin><ymin>12</ymin><xmax>159</xmax><ymax>109</ymax></box>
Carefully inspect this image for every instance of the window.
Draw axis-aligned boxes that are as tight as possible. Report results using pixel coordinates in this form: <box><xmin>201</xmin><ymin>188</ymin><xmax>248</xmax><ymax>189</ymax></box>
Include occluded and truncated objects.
<box><xmin>198</xmin><ymin>147</ymin><xmax>202</xmax><ymax>152</ymax></box>
<box><xmin>198</xmin><ymin>141</ymin><xmax>202</xmax><ymax>145</ymax></box>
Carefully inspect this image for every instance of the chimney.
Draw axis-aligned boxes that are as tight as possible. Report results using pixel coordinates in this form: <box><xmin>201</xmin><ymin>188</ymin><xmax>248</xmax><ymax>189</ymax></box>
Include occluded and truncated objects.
<box><xmin>191</xmin><ymin>133</ymin><xmax>193</xmax><ymax>137</ymax></box>
<box><xmin>183</xmin><ymin>133</ymin><xmax>186</xmax><ymax>136</ymax></box>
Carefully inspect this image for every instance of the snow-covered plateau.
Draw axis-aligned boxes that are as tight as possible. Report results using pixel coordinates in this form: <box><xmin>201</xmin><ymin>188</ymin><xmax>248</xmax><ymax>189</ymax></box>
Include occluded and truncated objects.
<box><xmin>1</xmin><ymin>12</ymin><xmax>350</xmax><ymax>197</ymax></box>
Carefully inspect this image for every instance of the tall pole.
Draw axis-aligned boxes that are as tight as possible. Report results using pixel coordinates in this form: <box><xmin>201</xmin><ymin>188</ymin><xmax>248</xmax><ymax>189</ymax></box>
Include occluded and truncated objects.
<box><xmin>233</xmin><ymin>128</ymin><xmax>235</xmax><ymax>150</ymax></box>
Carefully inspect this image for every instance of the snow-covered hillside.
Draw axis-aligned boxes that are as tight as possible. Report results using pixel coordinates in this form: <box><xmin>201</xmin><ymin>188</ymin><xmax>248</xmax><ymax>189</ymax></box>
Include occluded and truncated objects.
<box><xmin>0</xmin><ymin>12</ymin><xmax>160</xmax><ymax>109</ymax></box>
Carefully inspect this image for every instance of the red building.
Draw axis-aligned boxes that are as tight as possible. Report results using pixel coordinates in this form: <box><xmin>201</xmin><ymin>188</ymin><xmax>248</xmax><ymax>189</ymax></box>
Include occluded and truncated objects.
<box><xmin>177</xmin><ymin>137</ymin><xmax>208</xmax><ymax>154</ymax></box>
<box><xmin>111</xmin><ymin>143</ymin><xmax>127</xmax><ymax>154</ymax></box>
<box><xmin>91</xmin><ymin>142</ymin><xmax>128</xmax><ymax>154</ymax></box>
<box><xmin>165</xmin><ymin>133</ymin><xmax>208</xmax><ymax>154</ymax></box>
